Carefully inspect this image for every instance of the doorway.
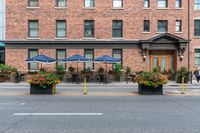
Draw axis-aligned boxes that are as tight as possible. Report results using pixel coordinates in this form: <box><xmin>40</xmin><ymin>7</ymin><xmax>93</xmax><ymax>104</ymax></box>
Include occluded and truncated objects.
<box><xmin>150</xmin><ymin>51</ymin><xmax>176</xmax><ymax>72</ymax></box>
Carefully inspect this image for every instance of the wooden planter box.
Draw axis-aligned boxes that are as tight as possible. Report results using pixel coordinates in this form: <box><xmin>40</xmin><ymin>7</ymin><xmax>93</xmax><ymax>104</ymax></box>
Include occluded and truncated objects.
<box><xmin>138</xmin><ymin>84</ymin><xmax>163</xmax><ymax>95</ymax></box>
<box><xmin>30</xmin><ymin>84</ymin><xmax>56</xmax><ymax>94</ymax></box>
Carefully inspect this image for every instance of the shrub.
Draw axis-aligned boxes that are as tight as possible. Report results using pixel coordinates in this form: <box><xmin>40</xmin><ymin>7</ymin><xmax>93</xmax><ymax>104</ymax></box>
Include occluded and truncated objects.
<box><xmin>97</xmin><ymin>67</ymin><xmax>104</xmax><ymax>76</ymax></box>
<box><xmin>152</xmin><ymin>67</ymin><xmax>160</xmax><ymax>73</ymax></box>
<box><xmin>56</xmin><ymin>65</ymin><xmax>65</xmax><ymax>80</ymax></box>
<box><xmin>81</xmin><ymin>68</ymin><xmax>94</xmax><ymax>81</ymax></box>
<box><xmin>114</xmin><ymin>64</ymin><xmax>122</xmax><ymax>81</ymax></box>
<box><xmin>136</xmin><ymin>72</ymin><xmax>167</xmax><ymax>88</ymax></box>
<box><xmin>176</xmin><ymin>67</ymin><xmax>190</xmax><ymax>83</ymax></box>
<box><xmin>68</xmin><ymin>66</ymin><xmax>75</xmax><ymax>74</ymax></box>
<box><xmin>27</xmin><ymin>72</ymin><xmax>60</xmax><ymax>88</ymax></box>
<box><xmin>0</xmin><ymin>64</ymin><xmax>17</xmax><ymax>73</ymax></box>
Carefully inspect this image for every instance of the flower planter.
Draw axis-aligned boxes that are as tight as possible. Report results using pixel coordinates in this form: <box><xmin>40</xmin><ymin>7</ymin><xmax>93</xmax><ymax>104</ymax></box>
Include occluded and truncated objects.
<box><xmin>138</xmin><ymin>84</ymin><xmax>163</xmax><ymax>95</ymax></box>
<box><xmin>30</xmin><ymin>84</ymin><xmax>56</xmax><ymax>94</ymax></box>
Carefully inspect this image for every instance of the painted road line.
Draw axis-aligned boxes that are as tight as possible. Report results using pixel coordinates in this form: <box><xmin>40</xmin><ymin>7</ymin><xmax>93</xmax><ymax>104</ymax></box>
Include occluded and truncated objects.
<box><xmin>14</xmin><ymin>113</ymin><xmax>103</xmax><ymax>116</ymax></box>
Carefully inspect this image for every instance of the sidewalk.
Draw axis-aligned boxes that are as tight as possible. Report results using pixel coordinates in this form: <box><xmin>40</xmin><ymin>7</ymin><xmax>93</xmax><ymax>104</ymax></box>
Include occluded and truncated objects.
<box><xmin>0</xmin><ymin>80</ymin><xmax>199</xmax><ymax>96</ymax></box>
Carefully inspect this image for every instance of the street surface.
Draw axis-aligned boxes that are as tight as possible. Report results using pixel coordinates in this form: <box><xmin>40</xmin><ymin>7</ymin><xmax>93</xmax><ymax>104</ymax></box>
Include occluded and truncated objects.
<box><xmin>1</xmin><ymin>95</ymin><xmax>200</xmax><ymax>133</ymax></box>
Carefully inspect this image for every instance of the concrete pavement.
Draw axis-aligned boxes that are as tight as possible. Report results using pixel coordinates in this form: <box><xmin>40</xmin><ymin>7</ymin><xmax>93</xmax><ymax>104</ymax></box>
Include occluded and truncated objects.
<box><xmin>1</xmin><ymin>96</ymin><xmax>200</xmax><ymax>133</ymax></box>
<box><xmin>0</xmin><ymin>81</ymin><xmax>199</xmax><ymax>96</ymax></box>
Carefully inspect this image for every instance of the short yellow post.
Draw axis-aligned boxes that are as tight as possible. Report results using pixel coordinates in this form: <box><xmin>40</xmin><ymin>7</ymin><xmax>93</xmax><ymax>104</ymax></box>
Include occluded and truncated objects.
<box><xmin>182</xmin><ymin>77</ymin><xmax>185</xmax><ymax>94</ymax></box>
<box><xmin>83</xmin><ymin>77</ymin><xmax>87</xmax><ymax>95</ymax></box>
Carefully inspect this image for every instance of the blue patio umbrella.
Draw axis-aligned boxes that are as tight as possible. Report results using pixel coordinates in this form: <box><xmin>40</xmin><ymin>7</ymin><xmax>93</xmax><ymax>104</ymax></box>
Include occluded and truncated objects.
<box><xmin>25</xmin><ymin>55</ymin><xmax>56</xmax><ymax>69</ymax></box>
<box><xmin>94</xmin><ymin>55</ymin><xmax>120</xmax><ymax>64</ymax></box>
<box><xmin>62</xmin><ymin>54</ymin><xmax>91</xmax><ymax>72</ymax></box>
<box><xmin>26</xmin><ymin>55</ymin><xmax>56</xmax><ymax>64</ymax></box>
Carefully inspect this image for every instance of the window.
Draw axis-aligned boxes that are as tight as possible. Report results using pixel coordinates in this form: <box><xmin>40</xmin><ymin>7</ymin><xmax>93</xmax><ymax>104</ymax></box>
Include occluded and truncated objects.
<box><xmin>157</xmin><ymin>0</ymin><xmax>168</xmax><ymax>8</ymax></box>
<box><xmin>28</xmin><ymin>49</ymin><xmax>38</xmax><ymax>70</ymax></box>
<box><xmin>84</xmin><ymin>49</ymin><xmax>94</xmax><ymax>69</ymax></box>
<box><xmin>28</xmin><ymin>0</ymin><xmax>39</xmax><ymax>7</ymax></box>
<box><xmin>0</xmin><ymin>49</ymin><xmax>5</xmax><ymax>64</ymax></box>
<box><xmin>56</xmin><ymin>0</ymin><xmax>67</xmax><ymax>7</ymax></box>
<box><xmin>157</xmin><ymin>20</ymin><xmax>168</xmax><ymax>32</ymax></box>
<box><xmin>194</xmin><ymin>20</ymin><xmax>200</xmax><ymax>36</ymax></box>
<box><xmin>195</xmin><ymin>49</ymin><xmax>200</xmax><ymax>67</ymax></box>
<box><xmin>144</xmin><ymin>20</ymin><xmax>150</xmax><ymax>32</ymax></box>
<box><xmin>175</xmin><ymin>0</ymin><xmax>182</xmax><ymax>8</ymax></box>
<box><xmin>195</xmin><ymin>0</ymin><xmax>200</xmax><ymax>10</ymax></box>
<box><xmin>113</xmin><ymin>0</ymin><xmax>123</xmax><ymax>8</ymax></box>
<box><xmin>113</xmin><ymin>49</ymin><xmax>122</xmax><ymax>69</ymax></box>
<box><xmin>84</xmin><ymin>0</ymin><xmax>94</xmax><ymax>7</ymax></box>
<box><xmin>56</xmin><ymin>20</ymin><xmax>66</xmax><ymax>38</ymax></box>
<box><xmin>28</xmin><ymin>20</ymin><xmax>39</xmax><ymax>38</ymax></box>
<box><xmin>176</xmin><ymin>20</ymin><xmax>182</xmax><ymax>32</ymax></box>
<box><xmin>56</xmin><ymin>49</ymin><xmax>66</xmax><ymax>69</ymax></box>
<box><xmin>84</xmin><ymin>20</ymin><xmax>94</xmax><ymax>37</ymax></box>
<box><xmin>112</xmin><ymin>20</ymin><xmax>123</xmax><ymax>38</ymax></box>
<box><xmin>144</xmin><ymin>0</ymin><xmax>150</xmax><ymax>8</ymax></box>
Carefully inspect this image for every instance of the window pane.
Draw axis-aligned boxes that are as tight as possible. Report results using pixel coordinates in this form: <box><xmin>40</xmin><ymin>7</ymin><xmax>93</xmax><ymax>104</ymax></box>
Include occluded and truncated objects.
<box><xmin>158</xmin><ymin>20</ymin><xmax>167</xmax><ymax>32</ymax></box>
<box><xmin>113</xmin><ymin>0</ymin><xmax>122</xmax><ymax>8</ymax></box>
<box><xmin>195</xmin><ymin>0</ymin><xmax>200</xmax><ymax>10</ymax></box>
<box><xmin>84</xmin><ymin>21</ymin><xmax>94</xmax><ymax>37</ymax></box>
<box><xmin>29</xmin><ymin>50</ymin><xmax>38</xmax><ymax>70</ymax></box>
<box><xmin>144</xmin><ymin>20</ymin><xmax>150</xmax><ymax>32</ymax></box>
<box><xmin>85</xmin><ymin>0</ymin><xmax>94</xmax><ymax>7</ymax></box>
<box><xmin>194</xmin><ymin>20</ymin><xmax>200</xmax><ymax>36</ymax></box>
<box><xmin>176</xmin><ymin>0</ymin><xmax>181</xmax><ymax>8</ymax></box>
<box><xmin>176</xmin><ymin>20</ymin><xmax>182</xmax><ymax>32</ymax></box>
<box><xmin>157</xmin><ymin>0</ymin><xmax>167</xmax><ymax>8</ymax></box>
<box><xmin>56</xmin><ymin>21</ymin><xmax>66</xmax><ymax>37</ymax></box>
<box><xmin>85</xmin><ymin>49</ymin><xmax>94</xmax><ymax>69</ymax></box>
<box><xmin>57</xmin><ymin>50</ymin><xmax>66</xmax><ymax>68</ymax></box>
<box><xmin>144</xmin><ymin>0</ymin><xmax>149</xmax><ymax>8</ymax></box>
<box><xmin>112</xmin><ymin>20</ymin><xmax>123</xmax><ymax>37</ymax></box>
<box><xmin>29</xmin><ymin>0</ymin><xmax>38</xmax><ymax>7</ymax></box>
<box><xmin>57</xmin><ymin>0</ymin><xmax>66</xmax><ymax>7</ymax></box>
<box><xmin>113</xmin><ymin>49</ymin><xmax>122</xmax><ymax>69</ymax></box>
<box><xmin>29</xmin><ymin>21</ymin><xmax>38</xmax><ymax>37</ymax></box>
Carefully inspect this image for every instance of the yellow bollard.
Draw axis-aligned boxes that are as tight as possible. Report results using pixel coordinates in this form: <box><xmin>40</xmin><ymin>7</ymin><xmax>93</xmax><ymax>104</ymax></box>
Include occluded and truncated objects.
<box><xmin>83</xmin><ymin>77</ymin><xmax>87</xmax><ymax>95</ymax></box>
<box><xmin>182</xmin><ymin>77</ymin><xmax>185</xmax><ymax>94</ymax></box>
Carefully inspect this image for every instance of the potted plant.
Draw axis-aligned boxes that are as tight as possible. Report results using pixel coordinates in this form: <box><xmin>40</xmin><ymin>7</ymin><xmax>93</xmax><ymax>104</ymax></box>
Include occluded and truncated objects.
<box><xmin>97</xmin><ymin>67</ymin><xmax>105</xmax><ymax>82</ymax></box>
<box><xmin>56</xmin><ymin>65</ymin><xmax>65</xmax><ymax>81</ymax></box>
<box><xmin>125</xmin><ymin>66</ymin><xmax>131</xmax><ymax>83</ymax></box>
<box><xmin>81</xmin><ymin>68</ymin><xmax>94</xmax><ymax>82</ymax></box>
<box><xmin>27</xmin><ymin>72</ymin><xmax>60</xmax><ymax>94</ymax></box>
<box><xmin>176</xmin><ymin>67</ymin><xmax>190</xmax><ymax>83</ymax></box>
<box><xmin>136</xmin><ymin>72</ymin><xmax>167</xmax><ymax>95</ymax></box>
<box><xmin>114</xmin><ymin>64</ymin><xmax>122</xmax><ymax>82</ymax></box>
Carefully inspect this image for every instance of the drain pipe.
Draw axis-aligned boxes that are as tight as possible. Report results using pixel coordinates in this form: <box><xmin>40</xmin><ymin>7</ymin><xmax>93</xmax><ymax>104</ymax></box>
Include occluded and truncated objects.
<box><xmin>188</xmin><ymin>0</ymin><xmax>191</xmax><ymax>70</ymax></box>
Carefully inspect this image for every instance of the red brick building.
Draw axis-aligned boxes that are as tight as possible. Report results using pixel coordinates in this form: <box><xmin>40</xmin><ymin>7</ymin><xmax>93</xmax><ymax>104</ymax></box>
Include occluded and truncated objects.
<box><xmin>1</xmin><ymin>0</ymin><xmax>200</xmax><ymax>73</ymax></box>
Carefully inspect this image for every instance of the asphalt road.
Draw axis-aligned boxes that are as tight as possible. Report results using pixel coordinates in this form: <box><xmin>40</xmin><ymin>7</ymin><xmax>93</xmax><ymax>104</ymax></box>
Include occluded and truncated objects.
<box><xmin>0</xmin><ymin>96</ymin><xmax>200</xmax><ymax>133</ymax></box>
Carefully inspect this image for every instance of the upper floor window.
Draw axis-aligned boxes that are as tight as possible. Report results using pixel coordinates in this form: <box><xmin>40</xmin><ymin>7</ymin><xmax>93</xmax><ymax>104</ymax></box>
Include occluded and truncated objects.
<box><xmin>157</xmin><ymin>20</ymin><xmax>168</xmax><ymax>32</ymax></box>
<box><xmin>56</xmin><ymin>20</ymin><xmax>66</xmax><ymax>38</ymax></box>
<box><xmin>195</xmin><ymin>0</ymin><xmax>200</xmax><ymax>10</ymax></box>
<box><xmin>112</xmin><ymin>20</ymin><xmax>123</xmax><ymax>38</ymax></box>
<box><xmin>113</xmin><ymin>0</ymin><xmax>123</xmax><ymax>8</ymax></box>
<box><xmin>56</xmin><ymin>0</ymin><xmax>67</xmax><ymax>7</ymax></box>
<box><xmin>194</xmin><ymin>20</ymin><xmax>200</xmax><ymax>36</ymax></box>
<box><xmin>28</xmin><ymin>0</ymin><xmax>38</xmax><ymax>7</ymax></box>
<box><xmin>84</xmin><ymin>0</ymin><xmax>95</xmax><ymax>8</ymax></box>
<box><xmin>176</xmin><ymin>0</ymin><xmax>182</xmax><ymax>8</ymax></box>
<box><xmin>28</xmin><ymin>20</ymin><xmax>39</xmax><ymax>38</ymax></box>
<box><xmin>157</xmin><ymin>0</ymin><xmax>168</xmax><ymax>8</ymax></box>
<box><xmin>84</xmin><ymin>20</ymin><xmax>94</xmax><ymax>38</ymax></box>
<box><xmin>176</xmin><ymin>20</ymin><xmax>182</xmax><ymax>32</ymax></box>
<box><xmin>144</xmin><ymin>20</ymin><xmax>150</xmax><ymax>32</ymax></box>
<box><xmin>144</xmin><ymin>0</ymin><xmax>150</xmax><ymax>8</ymax></box>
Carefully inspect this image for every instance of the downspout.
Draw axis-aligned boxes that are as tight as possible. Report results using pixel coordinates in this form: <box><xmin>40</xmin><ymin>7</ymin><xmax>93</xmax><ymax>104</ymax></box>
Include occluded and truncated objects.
<box><xmin>188</xmin><ymin>0</ymin><xmax>191</xmax><ymax>70</ymax></box>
